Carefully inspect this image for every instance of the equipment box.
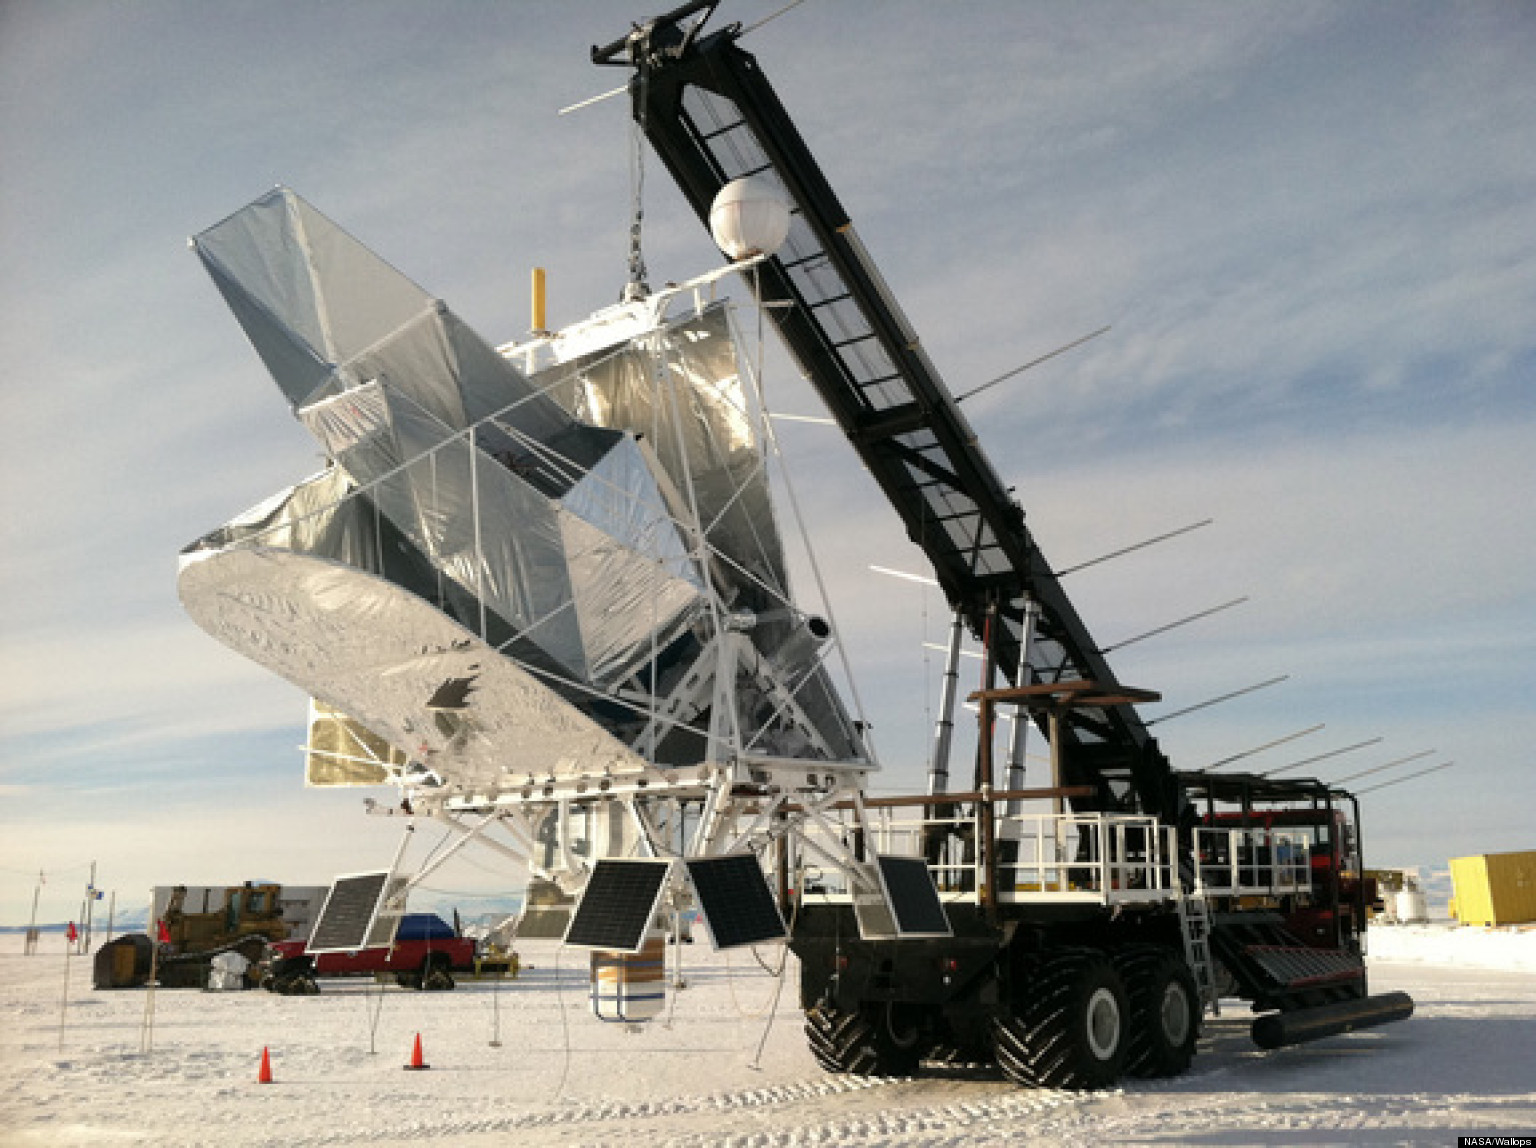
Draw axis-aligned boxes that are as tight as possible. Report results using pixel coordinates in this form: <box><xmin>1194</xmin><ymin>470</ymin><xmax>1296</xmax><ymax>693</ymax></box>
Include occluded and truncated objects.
<box><xmin>1449</xmin><ymin>851</ymin><xmax>1536</xmax><ymax>926</ymax></box>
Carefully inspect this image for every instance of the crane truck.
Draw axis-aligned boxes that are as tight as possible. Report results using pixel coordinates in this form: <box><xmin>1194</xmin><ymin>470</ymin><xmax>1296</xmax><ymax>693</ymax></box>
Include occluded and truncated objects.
<box><xmin>591</xmin><ymin>1</ymin><xmax>1412</xmax><ymax>1087</ymax></box>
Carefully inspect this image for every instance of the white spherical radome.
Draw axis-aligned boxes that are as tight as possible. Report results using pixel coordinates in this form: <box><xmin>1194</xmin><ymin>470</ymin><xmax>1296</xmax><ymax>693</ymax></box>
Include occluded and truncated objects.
<box><xmin>708</xmin><ymin>176</ymin><xmax>792</xmax><ymax>260</ymax></box>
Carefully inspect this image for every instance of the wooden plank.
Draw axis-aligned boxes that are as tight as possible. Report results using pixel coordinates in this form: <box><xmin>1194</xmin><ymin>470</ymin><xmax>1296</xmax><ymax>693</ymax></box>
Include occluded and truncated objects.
<box><xmin>809</xmin><ymin>786</ymin><xmax>1096</xmax><ymax>811</ymax></box>
<box><xmin>969</xmin><ymin>680</ymin><xmax>1161</xmax><ymax>707</ymax></box>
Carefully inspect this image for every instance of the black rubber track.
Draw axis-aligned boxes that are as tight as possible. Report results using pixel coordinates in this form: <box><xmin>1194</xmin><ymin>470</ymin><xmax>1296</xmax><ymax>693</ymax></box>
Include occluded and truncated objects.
<box><xmin>995</xmin><ymin>948</ymin><xmax>1129</xmax><ymax>1090</ymax></box>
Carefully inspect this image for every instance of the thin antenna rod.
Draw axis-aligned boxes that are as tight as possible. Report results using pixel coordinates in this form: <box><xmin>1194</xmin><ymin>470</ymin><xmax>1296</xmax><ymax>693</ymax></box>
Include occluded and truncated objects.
<box><xmin>1099</xmin><ymin>597</ymin><xmax>1248</xmax><ymax>655</ymax></box>
<box><xmin>955</xmin><ymin>326</ymin><xmax>1111</xmax><ymax>404</ymax></box>
<box><xmin>558</xmin><ymin>84</ymin><xmax>628</xmax><ymax>116</ymax></box>
<box><xmin>741</xmin><ymin>0</ymin><xmax>810</xmax><ymax>36</ymax></box>
<box><xmin>1145</xmin><ymin>675</ymin><xmax>1288</xmax><ymax>727</ymax></box>
<box><xmin>1260</xmin><ymin>737</ymin><xmax>1383</xmax><ymax>778</ymax></box>
<box><xmin>924</xmin><ymin>641</ymin><xmax>981</xmax><ymax>660</ymax></box>
<box><xmin>870</xmin><ymin>564</ymin><xmax>938</xmax><ymax>587</ymax></box>
<box><xmin>1357</xmin><ymin>761</ymin><xmax>1455</xmax><ymax>794</ymax></box>
<box><xmin>1056</xmin><ymin>519</ymin><xmax>1213</xmax><ymax>578</ymax></box>
<box><xmin>770</xmin><ymin>412</ymin><xmax>837</xmax><ymax>426</ymax></box>
<box><xmin>1204</xmin><ymin>724</ymin><xmax>1325</xmax><ymax>771</ymax></box>
<box><xmin>1334</xmin><ymin>748</ymin><xmax>1437</xmax><ymax>784</ymax></box>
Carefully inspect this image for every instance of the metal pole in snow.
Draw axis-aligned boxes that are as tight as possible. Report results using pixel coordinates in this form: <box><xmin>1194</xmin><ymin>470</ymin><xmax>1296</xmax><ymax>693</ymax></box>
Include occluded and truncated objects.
<box><xmin>26</xmin><ymin>871</ymin><xmax>42</xmax><ymax>956</ymax></box>
<box><xmin>141</xmin><ymin>890</ymin><xmax>158</xmax><ymax>1054</ymax></box>
<box><xmin>83</xmin><ymin>861</ymin><xmax>97</xmax><ymax>954</ymax></box>
<box><xmin>58</xmin><ymin>933</ymin><xmax>72</xmax><ymax>1052</ymax></box>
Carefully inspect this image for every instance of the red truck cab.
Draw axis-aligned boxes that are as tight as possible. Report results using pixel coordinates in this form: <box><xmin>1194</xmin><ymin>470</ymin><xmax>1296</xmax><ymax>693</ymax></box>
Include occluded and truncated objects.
<box><xmin>265</xmin><ymin>912</ymin><xmax>477</xmax><ymax>993</ymax></box>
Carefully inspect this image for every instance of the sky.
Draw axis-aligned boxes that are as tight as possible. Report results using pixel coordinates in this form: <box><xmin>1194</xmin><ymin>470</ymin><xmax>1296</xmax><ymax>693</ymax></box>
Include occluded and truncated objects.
<box><xmin>2</xmin><ymin>0</ymin><xmax>1533</xmax><ymax>925</ymax></box>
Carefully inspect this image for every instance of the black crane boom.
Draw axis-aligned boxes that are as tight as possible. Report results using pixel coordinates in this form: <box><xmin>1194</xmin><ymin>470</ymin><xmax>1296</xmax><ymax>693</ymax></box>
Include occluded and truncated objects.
<box><xmin>599</xmin><ymin>7</ymin><xmax>1183</xmax><ymax>820</ymax></box>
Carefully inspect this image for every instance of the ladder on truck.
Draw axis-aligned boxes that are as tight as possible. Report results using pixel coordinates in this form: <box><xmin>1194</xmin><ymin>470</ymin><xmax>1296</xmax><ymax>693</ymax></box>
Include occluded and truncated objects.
<box><xmin>1176</xmin><ymin>893</ymin><xmax>1220</xmax><ymax>1016</ymax></box>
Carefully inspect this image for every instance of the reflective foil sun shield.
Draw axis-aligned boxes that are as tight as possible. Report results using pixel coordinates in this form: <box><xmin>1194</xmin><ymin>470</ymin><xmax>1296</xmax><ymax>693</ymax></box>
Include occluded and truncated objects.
<box><xmin>182</xmin><ymin>189</ymin><xmax>719</xmax><ymax>782</ymax></box>
<box><xmin>178</xmin><ymin>546</ymin><xmax>654</xmax><ymax>794</ymax></box>
<box><xmin>184</xmin><ymin>185</ymin><xmax>865</xmax><ymax>809</ymax></box>
<box><xmin>292</xmin><ymin>349</ymin><xmax>706</xmax><ymax>694</ymax></box>
<box><xmin>532</xmin><ymin>304</ymin><xmax>864</xmax><ymax>763</ymax></box>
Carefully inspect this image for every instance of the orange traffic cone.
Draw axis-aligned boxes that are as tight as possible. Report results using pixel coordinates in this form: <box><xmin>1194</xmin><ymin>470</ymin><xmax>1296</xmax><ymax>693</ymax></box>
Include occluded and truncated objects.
<box><xmin>404</xmin><ymin>1032</ymin><xmax>430</xmax><ymax>1071</ymax></box>
<box><xmin>258</xmin><ymin>1046</ymin><xmax>273</xmax><ymax>1084</ymax></box>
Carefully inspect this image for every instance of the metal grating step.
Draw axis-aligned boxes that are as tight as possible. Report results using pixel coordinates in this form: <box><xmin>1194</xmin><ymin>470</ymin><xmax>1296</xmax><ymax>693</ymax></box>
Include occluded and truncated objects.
<box><xmin>1245</xmin><ymin>944</ymin><xmax>1365</xmax><ymax>989</ymax></box>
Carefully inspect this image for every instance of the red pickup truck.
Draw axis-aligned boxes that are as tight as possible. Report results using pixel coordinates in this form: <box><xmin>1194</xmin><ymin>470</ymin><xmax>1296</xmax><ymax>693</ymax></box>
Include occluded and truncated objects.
<box><xmin>263</xmin><ymin>913</ymin><xmax>477</xmax><ymax>994</ymax></box>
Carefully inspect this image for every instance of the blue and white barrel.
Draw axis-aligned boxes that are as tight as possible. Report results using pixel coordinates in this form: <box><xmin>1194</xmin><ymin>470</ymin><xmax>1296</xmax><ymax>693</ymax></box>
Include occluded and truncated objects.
<box><xmin>590</xmin><ymin>934</ymin><xmax>667</xmax><ymax>1023</ymax></box>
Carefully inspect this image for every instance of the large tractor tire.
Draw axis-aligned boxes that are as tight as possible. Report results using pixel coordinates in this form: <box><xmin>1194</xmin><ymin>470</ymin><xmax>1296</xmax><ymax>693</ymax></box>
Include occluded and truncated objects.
<box><xmin>995</xmin><ymin>949</ymin><xmax>1128</xmax><ymax>1090</ymax></box>
<box><xmin>805</xmin><ymin>1001</ymin><xmax>923</xmax><ymax>1077</ymax></box>
<box><xmin>1113</xmin><ymin>945</ymin><xmax>1200</xmax><ymax>1078</ymax></box>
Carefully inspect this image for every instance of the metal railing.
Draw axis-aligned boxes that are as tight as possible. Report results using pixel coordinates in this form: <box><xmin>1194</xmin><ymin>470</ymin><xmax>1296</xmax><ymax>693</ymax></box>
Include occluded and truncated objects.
<box><xmin>798</xmin><ymin>806</ymin><xmax>1183</xmax><ymax>907</ymax></box>
<box><xmin>791</xmin><ymin>805</ymin><xmax>1317</xmax><ymax>910</ymax></box>
<box><xmin>1193</xmin><ymin>827</ymin><xmax>1311</xmax><ymax>897</ymax></box>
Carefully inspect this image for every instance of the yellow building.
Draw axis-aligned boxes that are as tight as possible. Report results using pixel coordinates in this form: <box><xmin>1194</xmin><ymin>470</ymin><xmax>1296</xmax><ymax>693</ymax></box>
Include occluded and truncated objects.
<box><xmin>1449</xmin><ymin>851</ymin><xmax>1536</xmax><ymax>926</ymax></box>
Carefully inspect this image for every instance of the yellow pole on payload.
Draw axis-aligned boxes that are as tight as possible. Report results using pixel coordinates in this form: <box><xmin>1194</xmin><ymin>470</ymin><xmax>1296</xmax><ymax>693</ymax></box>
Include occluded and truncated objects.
<box><xmin>531</xmin><ymin>267</ymin><xmax>547</xmax><ymax>335</ymax></box>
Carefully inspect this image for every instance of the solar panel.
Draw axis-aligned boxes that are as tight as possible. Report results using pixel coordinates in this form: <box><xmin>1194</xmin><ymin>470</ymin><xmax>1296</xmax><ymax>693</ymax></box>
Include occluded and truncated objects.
<box><xmin>564</xmin><ymin>859</ymin><xmax>673</xmax><ymax>953</ymax></box>
<box><xmin>877</xmin><ymin>855</ymin><xmax>951</xmax><ymax>937</ymax></box>
<box><xmin>849</xmin><ymin>855</ymin><xmax>951</xmax><ymax>940</ymax></box>
<box><xmin>308</xmin><ymin>871</ymin><xmax>393</xmax><ymax>953</ymax></box>
<box><xmin>685</xmin><ymin>853</ymin><xmax>786</xmax><ymax>949</ymax></box>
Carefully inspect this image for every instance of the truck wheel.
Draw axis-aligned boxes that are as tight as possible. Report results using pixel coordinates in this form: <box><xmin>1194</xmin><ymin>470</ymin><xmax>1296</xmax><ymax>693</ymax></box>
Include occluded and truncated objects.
<box><xmin>805</xmin><ymin>1001</ymin><xmax>923</xmax><ymax>1077</ymax></box>
<box><xmin>995</xmin><ymin>949</ymin><xmax>1128</xmax><ymax>1090</ymax></box>
<box><xmin>421</xmin><ymin>956</ymin><xmax>455</xmax><ymax>992</ymax></box>
<box><xmin>1114</xmin><ymin>945</ymin><xmax>1199</xmax><ymax>1078</ymax></box>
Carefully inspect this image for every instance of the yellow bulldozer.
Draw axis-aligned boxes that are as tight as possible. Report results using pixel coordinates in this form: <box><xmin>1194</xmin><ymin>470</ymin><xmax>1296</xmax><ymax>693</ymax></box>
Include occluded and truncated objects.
<box><xmin>94</xmin><ymin>882</ymin><xmax>292</xmax><ymax>989</ymax></box>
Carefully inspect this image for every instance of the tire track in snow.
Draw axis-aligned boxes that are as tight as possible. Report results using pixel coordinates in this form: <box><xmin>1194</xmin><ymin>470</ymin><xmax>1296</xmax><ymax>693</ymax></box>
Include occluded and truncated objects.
<box><xmin>280</xmin><ymin>1074</ymin><xmax>903</xmax><ymax>1145</ymax></box>
<box><xmin>634</xmin><ymin>1085</ymin><xmax>1098</xmax><ymax>1148</ymax></box>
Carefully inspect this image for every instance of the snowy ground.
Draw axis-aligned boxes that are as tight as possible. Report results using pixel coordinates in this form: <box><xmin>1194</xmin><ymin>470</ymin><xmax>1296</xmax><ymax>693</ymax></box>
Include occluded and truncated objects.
<box><xmin>2</xmin><ymin>926</ymin><xmax>1532</xmax><ymax>1147</ymax></box>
